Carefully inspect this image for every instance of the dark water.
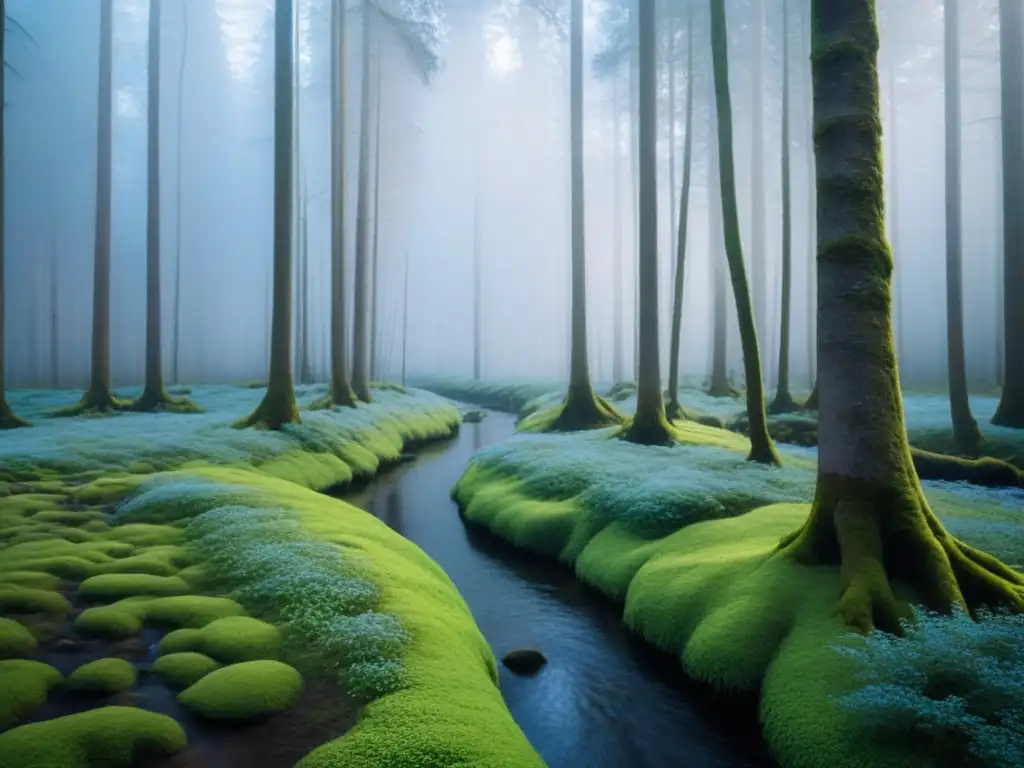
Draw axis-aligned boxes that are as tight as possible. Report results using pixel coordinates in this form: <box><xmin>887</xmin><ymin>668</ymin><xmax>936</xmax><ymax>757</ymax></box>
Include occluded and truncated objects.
<box><xmin>345</xmin><ymin>412</ymin><xmax>773</xmax><ymax>768</ymax></box>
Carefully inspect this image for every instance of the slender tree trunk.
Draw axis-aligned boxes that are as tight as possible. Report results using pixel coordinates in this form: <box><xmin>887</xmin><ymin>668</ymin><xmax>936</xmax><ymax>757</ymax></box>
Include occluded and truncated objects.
<box><xmin>750</xmin><ymin>0</ymin><xmax>768</xmax><ymax>362</ymax></box>
<box><xmin>770</xmin><ymin>0</ymin><xmax>797</xmax><ymax>414</ymax></box>
<box><xmin>780</xmin><ymin>0</ymin><xmax>1023</xmax><ymax>636</ymax></box>
<box><xmin>612</xmin><ymin>75</ymin><xmax>625</xmax><ymax>383</ymax></box>
<box><xmin>324</xmin><ymin>0</ymin><xmax>355</xmax><ymax>407</ymax></box>
<box><xmin>630</xmin><ymin>2</ymin><xmax>640</xmax><ymax>379</ymax></box>
<box><xmin>993</xmin><ymin>0</ymin><xmax>1024</xmax><ymax>427</ymax></box>
<box><xmin>994</xmin><ymin>121</ymin><xmax>1004</xmax><ymax>388</ymax></box>
<box><xmin>548</xmin><ymin>0</ymin><xmax>620</xmax><ymax>431</ymax></box>
<box><xmin>709</xmin><ymin>0</ymin><xmax>779</xmax><ymax>465</ymax></box>
<box><xmin>299</xmin><ymin>185</ymin><xmax>311</xmax><ymax>383</ymax></box>
<box><xmin>370</xmin><ymin>44</ymin><xmax>382</xmax><ymax>382</ymax></box>
<box><xmin>621</xmin><ymin>0</ymin><xmax>671</xmax><ymax>445</ymax></box>
<box><xmin>0</xmin><ymin>0</ymin><xmax>25</xmax><ymax>428</ymax></box>
<box><xmin>50</xmin><ymin>229</ymin><xmax>59</xmax><ymax>389</ymax></box>
<box><xmin>804</xmin><ymin>1</ymin><xmax>816</xmax><ymax>390</ymax></box>
<box><xmin>473</xmin><ymin>169</ymin><xmax>483</xmax><ymax>379</ymax></box>
<box><xmin>238</xmin><ymin>0</ymin><xmax>299</xmax><ymax>429</ymax></box>
<box><xmin>887</xmin><ymin>6</ymin><xmax>904</xmax><ymax>367</ymax></box>
<box><xmin>708</xmin><ymin>88</ymin><xmax>732</xmax><ymax>399</ymax></box>
<box><xmin>667</xmin><ymin>4</ymin><xmax>694</xmax><ymax>420</ymax></box>
<box><xmin>172</xmin><ymin>0</ymin><xmax>187</xmax><ymax>385</ymax></box>
<box><xmin>402</xmin><ymin>249</ymin><xmax>409</xmax><ymax>387</ymax></box>
<box><xmin>351</xmin><ymin>1</ymin><xmax>373</xmax><ymax>403</ymax></box>
<box><xmin>943</xmin><ymin>0</ymin><xmax>983</xmax><ymax>452</ymax></box>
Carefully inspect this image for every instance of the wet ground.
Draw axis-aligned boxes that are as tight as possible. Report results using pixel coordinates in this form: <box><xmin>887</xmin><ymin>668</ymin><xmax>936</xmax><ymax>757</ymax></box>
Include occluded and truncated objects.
<box><xmin>345</xmin><ymin>411</ymin><xmax>774</xmax><ymax>768</ymax></box>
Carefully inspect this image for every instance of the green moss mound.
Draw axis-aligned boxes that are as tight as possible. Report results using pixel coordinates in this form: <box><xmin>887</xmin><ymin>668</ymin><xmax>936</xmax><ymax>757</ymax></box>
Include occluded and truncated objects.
<box><xmin>75</xmin><ymin>595</ymin><xmax>246</xmax><ymax>637</ymax></box>
<box><xmin>67</xmin><ymin>658</ymin><xmax>138</xmax><ymax>694</ymax></box>
<box><xmin>77</xmin><ymin>574</ymin><xmax>190</xmax><ymax>602</ymax></box>
<box><xmin>0</xmin><ymin>618</ymin><xmax>37</xmax><ymax>658</ymax></box>
<box><xmin>0</xmin><ymin>659</ymin><xmax>63</xmax><ymax>728</ymax></box>
<box><xmin>178</xmin><ymin>660</ymin><xmax>303</xmax><ymax>720</ymax></box>
<box><xmin>151</xmin><ymin>652</ymin><xmax>221</xmax><ymax>688</ymax></box>
<box><xmin>156</xmin><ymin>616</ymin><xmax>281</xmax><ymax>664</ymax></box>
<box><xmin>0</xmin><ymin>571</ymin><xmax>62</xmax><ymax>590</ymax></box>
<box><xmin>0</xmin><ymin>585</ymin><xmax>70</xmax><ymax>615</ymax></box>
<box><xmin>0</xmin><ymin>706</ymin><xmax>186</xmax><ymax>767</ymax></box>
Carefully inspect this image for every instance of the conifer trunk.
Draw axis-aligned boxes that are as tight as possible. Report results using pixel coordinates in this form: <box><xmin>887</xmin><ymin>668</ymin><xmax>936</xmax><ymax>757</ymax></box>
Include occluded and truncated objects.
<box><xmin>351</xmin><ymin>1</ymin><xmax>373</xmax><ymax>403</ymax></box>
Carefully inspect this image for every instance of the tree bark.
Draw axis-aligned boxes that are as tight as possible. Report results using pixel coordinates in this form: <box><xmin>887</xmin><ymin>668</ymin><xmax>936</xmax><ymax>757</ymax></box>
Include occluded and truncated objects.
<box><xmin>886</xmin><ymin>1</ymin><xmax>904</xmax><ymax>368</ymax></box>
<box><xmin>942</xmin><ymin>0</ymin><xmax>983</xmax><ymax>452</ymax></box>
<box><xmin>0</xmin><ymin>0</ymin><xmax>26</xmax><ymax>428</ymax></box>
<box><xmin>779</xmin><ymin>0</ymin><xmax>1023</xmax><ymax>635</ymax></box>
<box><xmin>750</xmin><ymin>0</ymin><xmax>768</xmax><ymax>367</ymax></box>
<box><xmin>993</xmin><ymin>0</ymin><xmax>1024</xmax><ymax>427</ymax></box>
<box><xmin>770</xmin><ymin>0</ymin><xmax>797</xmax><ymax>415</ymax></box>
<box><xmin>707</xmin><ymin>84</ymin><xmax>733</xmax><ymax>400</ymax></box>
<box><xmin>237</xmin><ymin>0</ymin><xmax>299</xmax><ymax>429</ymax></box>
<box><xmin>351</xmin><ymin>1</ymin><xmax>373</xmax><ymax>403</ymax></box>
<box><xmin>49</xmin><ymin>227</ymin><xmax>58</xmax><ymax>389</ymax></box>
<box><xmin>620</xmin><ymin>0</ymin><xmax>671</xmax><ymax>445</ymax></box>
<box><xmin>172</xmin><ymin>0</ymin><xmax>187</xmax><ymax>385</ymax></box>
<box><xmin>612</xmin><ymin>75</ymin><xmax>625</xmax><ymax>384</ymax></box>
<box><xmin>667</xmin><ymin>4</ymin><xmax>694</xmax><ymax>421</ymax></box>
<box><xmin>370</xmin><ymin>43</ymin><xmax>382</xmax><ymax>382</ymax></box>
<box><xmin>803</xmin><ymin>2</ymin><xmax>816</xmax><ymax>390</ymax></box>
<box><xmin>709</xmin><ymin>0</ymin><xmax>779</xmax><ymax>465</ymax></box>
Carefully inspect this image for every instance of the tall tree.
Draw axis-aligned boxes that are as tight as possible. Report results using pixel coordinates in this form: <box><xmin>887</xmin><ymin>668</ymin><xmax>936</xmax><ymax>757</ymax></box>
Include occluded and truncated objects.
<box><xmin>749</xmin><ymin>0</ymin><xmax>767</xmax><ymax>358</ymax></box>
<box><xmin>545</xmin><ymin>0</ymin><xmax>622</xmax><ymax>431</ymax></box>
<box><xmin>351</xmin><ymin>0</ymin><xmax>374</xmax><ymax>403</ymax></box>
<box><xmin>171</xmin><ymin>0</ymin><xmax>187</xmax><ymax>384</ymax></box>
<box><xmin>666</xmin><ymin>0</ymin><xmax>694</xmax><ymax>421</ymax></box>
<box><xmin>778</xmin><ymin>0</ymin><xmax>1023</xmax><ymax>634</ymax></box>
<box><xmin>369</xmin><ymin>47</ymin><xmax>382</xmax><ymax>382</ymax></box>
<box><xmin>57</xmin><ymin>0</ymin><xmax>121</xmax><ymax>416</ymax></box>
<box><xmin>133</xmin><ymin>0</ymin><xmax>197</xmax><ymax>413</ymax></box>
<box><xmin>942</xmin><ymin>0</ymin><xmax>983</xmax><ymax>452</ymax></box>
<box><xmin>620</xmin><ymin>0</ymin><xmax>671</xmax><ymax>444</ymax></box>
<box><xmin>769</xmin><ymin>0</ymin><xmax>797</xmax><ymax>414</ymax></box>
<box><xmin>993</xmin><ymin>0</ymin><xmax>1024</xmax><ymax>428</ymax></box>
<box><xmin>237</xmin><ymin>0</ymin><xmax>300</xmax><ymax>429</ymax></box>
<box><xmin>708</xmin><ymin>0</ymin><xmax>779</xmax><ymax>465</ymax></box>
<box><xmin>611</xmin><ymin>74</ymin><xmax>625</xmax><ymax>384</ymax></box>
<box><xmin>317</xmin><ymin>0</ymin><xmax>357</xmax><ymax>408</ymax></box>
<box><xmin>706</xmin><ymin>95</ymin><xmax>734</xmax><ymax>400</ymax></box>
<box><xmin>0</xmin><ymin>0</ymin><xmax>26</xmax><ymax>428</ymax></box>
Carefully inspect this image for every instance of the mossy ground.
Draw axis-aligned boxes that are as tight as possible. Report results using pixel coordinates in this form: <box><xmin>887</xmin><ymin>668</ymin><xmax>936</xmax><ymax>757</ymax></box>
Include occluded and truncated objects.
<box><xmin>178</xmin><ymin>660</ymin><xmax>303</xmax><ymax>720</ymax></box>
<box><xmin>67</xmin><ymin>658</ymin><xmax>137</xmax><ymax>694</ymax></box>
<box><xmin>0</xmin><ymin>383</ymin><xmax>541</xmax><ymax>767</ymax></box>
<box><xmin>452</xmin><ymin>402</ymin><xmax>1024</xmax><ymax>768</ymax></box>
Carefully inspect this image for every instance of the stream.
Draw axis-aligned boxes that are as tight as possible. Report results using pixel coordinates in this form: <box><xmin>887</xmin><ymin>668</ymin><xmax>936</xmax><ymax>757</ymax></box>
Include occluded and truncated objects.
<box><xmin>345</xmin><ymin>411</ymin><xmax>773</xmax><ymax>768</ymax></box>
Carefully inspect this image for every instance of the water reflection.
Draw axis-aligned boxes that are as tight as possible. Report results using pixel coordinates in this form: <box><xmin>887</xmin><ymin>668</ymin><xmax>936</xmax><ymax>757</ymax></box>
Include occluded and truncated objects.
<box><xmin>344</xmin><ymin>412</ymin><xmax>772</xmax><ymax>768</ymax></box>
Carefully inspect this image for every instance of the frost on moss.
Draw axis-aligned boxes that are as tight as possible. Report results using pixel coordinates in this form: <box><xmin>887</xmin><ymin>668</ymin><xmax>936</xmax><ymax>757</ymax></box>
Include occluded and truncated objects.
<box><xmin>0</xmin><ymin>659</ymin><xmax>63</xmax><ymax>728</ymax></box>
<box><xmin>0</xmin><ymin>706</ymin><xmax>186</xmax><ymax>767</ymax></box>
<box><xmin>67</xmin><ymin>658</ymin><xmax>137</xmax><ymax>694</ymax></box>
<box><xmin>833</xmin><ymin>607</ymin><xmax>1024</xmax><ymax>767</ymax></box>
<box><xmin>178</xmin><ymin>660</ymin><xmax>303</xmax><ymax>721</ymax></box>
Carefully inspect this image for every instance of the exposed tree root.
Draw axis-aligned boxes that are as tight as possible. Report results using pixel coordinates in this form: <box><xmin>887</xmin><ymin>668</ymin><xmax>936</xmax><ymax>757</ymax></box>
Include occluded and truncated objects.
<box><xmin>768</xmin><ymin>389</ymin><xmax>800</xmax><ymax>415</ymax></box>
<box><xmin>617</xmin><ymin>408</ymin><xmax>677</xmax><ymax>446</ymax></box>
<box><xmin>706</xmin><ymin>381</ymin><xmax>740</xmax><ymax>399</ymax></box>
<box><xmin>603</xmin><ymin>381</ymin><xmax>637</xmax><ymax>402</ymax></box>
<box><xmin>49</xmin><ymin>387</ymin><xmax>128</xmax><ymax>418</ymax></box>
<box><xmin>910</xmin><ymin>447</ymin><xmax>1022</xmax><ymax>488</ymax></box>
<box><xmin>0</xmin><ymin>401</ymin><xmax>29</xmax><ymax>429</ymax></box>
<box><xmin>545</xmin><ymin>387</ymin><xmax>624</xmax><ymax>432</ymax></box>
<box><xmin>665</xmin><ymin>398</ymin><xmax>691</xmax><ymax>423</ymax></box>
<box><xmin>777</xmin><ymin>473</ymin><xmax>1024</xmax><ymax>635</ymax></box>
<box><xmin>308</xmin><ymin>392</ymin><xmax>359</xmax><ymax>411</ymax></box>
<box><xmin>234</xmin><ymin>385</ymin><xmax>300</xmax><ymax>430</ymax></box>
<box><xmin>130</xmin><ymin>387</ymin><xmax>202</xmax><ymax>414</ymax></box>
<box><xmin>803</xmin><ymin>384</ymin><xmax>818</xmax><ymax>411</ymax></box>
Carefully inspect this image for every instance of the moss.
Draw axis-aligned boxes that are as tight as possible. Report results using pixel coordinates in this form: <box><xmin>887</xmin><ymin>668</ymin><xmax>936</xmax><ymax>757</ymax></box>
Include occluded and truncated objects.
<box><xmin>0</xmin><ymin>706</ymin><xmax>186</xmax><ymax>767</ymax></box>
<box><xmin>0</xmin><ymin>659</ymin><xmax>63</xmax><ymax>728</ymax></box>
<box><xmin>0</xmin><ymin>571</ymin><xmax>61</xmax><ymax>590</ymax></box>
<box><xmin>76</xmin><ymin>595</ymin><xmax>246</xmax><ymax>637</ymax></box>
<box><xmin>151</xmin><ymin>652</ymin><xmax>221</xmax><ymax>688</ymax></box>
<box><xmin>91</xmin><ymin>548</ymin><xmax>188</xmax><ymax>577</ymax></box>
<box><xmin>0</xmin><ymin>585</ymin><xmax>70</xmax><ymax>615</ymax></box>
<box><xmin>158</xmin><ymin>627</ymin><xmax>202</xmax><ymax>655</ymax></box>
<box><xmin>104</xmin><ymin>524</ymin><xmax>184</xmax><ymax>548</ymax></box>
<box><xmin>129</xmin><ymin>388</ymin><xmax>202</xmax><ymax>414</ymax></box>
<box><xmin>0</xmin><ymin>618</ymin><xmax>37</xmax><ymax>658</ymax></box>
<box><xmin>155</xmin><ymin>616</ymin><xmax>282</xmax><ymax>664</ymax></box>
<box><xmin>31</xmin><ymin>509</ymin><xmax>107</xmax><ymax>526</ymax></box>
<box><xmin>67</xmin><ymin>658</ymin><xmax>137</xmax><ymax>694</ymax></box>
<box><xmin>518</xmin><ymin>388</ymin><xmax>625</xmax><ymax>433</ymax></box>
<box><xmin>73</xmin><ymin>475</ymin><xmax>147</xmax><ymax>506</ymax></box>
<box><xmin>77</xmin><ymin>574</ymin><xmax>190</xmax><ymax>601</ymax></box>
<box><xmin>178</xmin><ymin>660</ymin><xmax>303</xmax><ymax>720</ymax></box>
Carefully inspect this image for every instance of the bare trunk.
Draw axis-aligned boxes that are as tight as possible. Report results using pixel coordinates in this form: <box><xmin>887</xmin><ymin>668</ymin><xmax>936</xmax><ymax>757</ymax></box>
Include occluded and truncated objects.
<box><xmin>708</xmin><ymin>88</ymin><xmax>732</xmax><ymax>399</ymax></box>
<box><xmin>709</xmin><ymin>0</ymin><xmax>779</xmax><ymax>464</ymax></box>
<box><xmin>50</xmin><ymin>225</ymin><xmax>59</xmax><ymax>389</ymax></box>
<box><xmin>750</xmin><ymin>0</ymin><xmax>768</xmax><ymax>363</ymax></box>
<box><xmin>402</xmin><ymin>249</ymin><xmax>409</xmax><ymax>387</ymax></box>
<box><xmin>298</xmin><ymin>185</ymin><xmax>311</xmax><ymax>383</ymax></box>
<box><xmin>172</xmin><ymin>0</ymin><xmax>187</xmax><ymax>385</ymax></box>
<box><xmin>630</xmin><ymin>3</ymin><xmax>640</xmax><ymax>379</ymax></box>
<box><xmin>370</xmin><ymin>44</ymin><xmax>382</xmax><ymax>382</ymax></box>
<box><xmin>238</xmin><ymin>0</ymin><xmax>299</xmax><ymax>429</ymax></box>
<box><xmin>612</xmin><ymin>75</ymin><xmax>625</xmax><ymax>383</ymax></box>
<box><xmin>994</xmin><ymin>121</ymin><xmax>1004</xmax><ymax>388</ymax></box>
<box><xmin>993</xmin><ymin>0</ymin><xmax>1024</xmax><ymax>426</ymax></box>
<box><xmin>804</xmin><ymin>2</ymin><xmax>816</xmax><ymax>389</ymax></box>
<box><xmin>351</xmin><ymin>1</ymin><xmax>373</xmax><ymax>403</ymax></box>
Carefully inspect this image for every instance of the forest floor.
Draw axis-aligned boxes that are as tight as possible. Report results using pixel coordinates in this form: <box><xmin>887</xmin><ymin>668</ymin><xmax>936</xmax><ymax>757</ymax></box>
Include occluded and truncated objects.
<box><xmin>0</xmin><ymin>384</ymin><xmax>543</xmax><ymax>768</ymax></box>
<box><xmin>421</xmin><ymin>376</ymin><xmax>1024</xmax><ymax>768</ymax></box>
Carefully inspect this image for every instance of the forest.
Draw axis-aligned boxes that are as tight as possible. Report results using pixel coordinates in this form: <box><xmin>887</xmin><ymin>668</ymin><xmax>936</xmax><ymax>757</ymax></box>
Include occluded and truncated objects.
<box><xmin>0</xmin><ymin>0</ymin><xmax>1021</xmax><ymax>767</ymax></box>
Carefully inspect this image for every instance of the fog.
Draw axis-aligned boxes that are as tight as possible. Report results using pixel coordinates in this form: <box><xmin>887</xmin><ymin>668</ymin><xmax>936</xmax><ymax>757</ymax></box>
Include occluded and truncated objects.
<box><xmin>1</xmin><ymin>0</ymin><xmax>1007</xmax><ymax>392</ymax></box>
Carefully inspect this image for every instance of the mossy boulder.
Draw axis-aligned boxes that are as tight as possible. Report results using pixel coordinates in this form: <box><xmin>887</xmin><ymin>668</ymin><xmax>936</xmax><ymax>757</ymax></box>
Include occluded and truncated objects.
<box><xmin>0</xmin><ymin>706</ymin><xmax>186</xmax><ymax>767</ymax></box>
<box><xmin>0</xmin><ymin>618</ymin><xmax>37</xmax><ymax>658</ymax></box>
<box><xmin>0</xmin><ymin>571</ymin><xmax>62</xmax><ymax>590</ymax></box>
<box><xmin>178</xmin><ymin>660</ymin><xmax>303</xmax><ymax>721</ymax></box>
<box><xmin>151</xmin><ymin>652</ymin><xmax>221</xmax><ymax>688</ymax></box>
<box><xmin>0</xmin><ymin>659</ymin><xmax>63</xmax><ymax>728</ymax></box>
<box><xmin>157</xmin><ymin>616</ymin><xmax>281</xmax><ymax>663</ymax></box>
<box><xmin>75</xmin><ymin>595</ymin><xmax>246</xmax><ymax>638</ymax></box>
<box><xmin>0</xmin><ymin>585</ymin><xmax>70</xmax><ymax>615</ymax></box>
<box><xmin>501</xmin><ymin>648</ymin><xmax>547</xmax><ymax>675</ymax></box>
<box><xmin>77</xmin><ymin>574</ymin><xmax>190</xmax><ymax>602</ymax></box>
<box><xmin>67</xmin><ymin>658</ymin><xmax>137</xmax><ymax>694</ymax></box>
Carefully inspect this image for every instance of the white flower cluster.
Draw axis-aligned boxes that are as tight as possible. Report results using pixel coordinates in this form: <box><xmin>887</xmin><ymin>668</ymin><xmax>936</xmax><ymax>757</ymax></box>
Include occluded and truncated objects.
<box><xmin>833</xmin><ymin>606</ymin><xmax>1024</xmax><ymax>766</ymax></box>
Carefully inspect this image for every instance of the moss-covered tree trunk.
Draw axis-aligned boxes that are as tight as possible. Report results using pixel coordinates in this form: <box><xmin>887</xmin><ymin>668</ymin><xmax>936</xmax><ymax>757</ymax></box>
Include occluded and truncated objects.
<box><xmin>667</xmin><ymin>3</ymin><xmax>694</xmax><ymax>422</ymax></box>
<box><xmin>942</xmin><ymin>0</ymin><xmax>983</xmax><ymax>453</ymax></box>
<box><xmin>770</xmin><ymin>0</ymin><xmax>797</xmax><ymax>415</ymax></box>
<box><xmin>548</xmin><ymin>0</ymin><xmax>621</xmax><ymax>432</ymax></box>
<box><xmin>993</xmin><ymin>0</ymin><xmax>1024</xmax><ymax>428</ymax></box>
<box><xmin>707</xmin><ymin>89</ymin><xmax>734</xmax><ymax>400</ymax></box>
<box><xmin>351</xmin><ymin>0</ymin><xmax>373</xmax><ymax>403</ymax></box>
<box><xmin>620</xmin><ymin>0</ymin><xmax>671</xmax><ymax>445</ymax></box>
<box><xmin>323</xmin><ymin>0</ymin><xmax>356</xmax><ymax>408</ymax></box>
<box><xmin>0</xmin><ymin>0</ymin><xmax>26</xmax><ymax>429</ymax></box>
<box><xmin>237</xmin><ymin>0</ymin><xmax>299</xmax><ymax>430</ymax></box>
<box><xmin>708</xmin><ymin>0</ymin><xmax>779</xmax><ymax>465</ymax></box>
<box><xmin>779</xmin><ymin>0</ymin><xmax>1023</xmax><ymax>635</ymax></box>
<box><xmin>171</xmin><ymin>0</ymin><xmax>186</xmax><ymax>385</ymax></box>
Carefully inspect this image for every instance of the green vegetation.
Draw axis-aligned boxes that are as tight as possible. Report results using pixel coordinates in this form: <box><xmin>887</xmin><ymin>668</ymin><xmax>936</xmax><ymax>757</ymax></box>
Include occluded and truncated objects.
<box><xmin>178</xmin><ymin>660</ymin><xmax>303</xmax><ymax>720</ymax></box>
<box><xmin>0</xmin><ymin>618</ymin><xmax>37</xmax><ymax>658</ymax></box>
<box><xmin>67</xmin><ymin>658</ymin><xmax>137</xmax><ymax>694</ymax></box>
<box><xmin>75</xmin><ymin>595</ymin><xmax>247</xmax><ymax>637</ymax></box>
<box><xmin>151</xmin><ymin>652</ymin><xmax>221</xmax><ymax>688</ymax></box>
<box><xmin>0</xmin><ymin>659</ymin><xmax>63</xmax><ymax>728</ymax></box>
<box><xmin>156</xmin><ymin>616</ymin><xmax>281</xmax><ymax>663</ymax></box>
<box><xmin>77</xmin><ymin>573</ymin><xmax>190</xmax><ymax>601</ymax></box>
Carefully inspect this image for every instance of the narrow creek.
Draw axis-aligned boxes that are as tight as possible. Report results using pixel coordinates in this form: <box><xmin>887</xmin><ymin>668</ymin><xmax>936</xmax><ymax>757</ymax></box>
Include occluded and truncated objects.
<box><xmin>344</xmin><ymin>411</ymin><xmax>774</xmax><ymax>768</ymax></box>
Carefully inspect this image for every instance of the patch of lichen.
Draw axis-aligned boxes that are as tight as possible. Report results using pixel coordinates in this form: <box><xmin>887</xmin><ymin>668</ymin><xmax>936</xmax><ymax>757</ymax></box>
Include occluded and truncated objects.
<box><xmin>178</xmin><ymin>660</ymin><xmax>303</xmax><ymax>721</ymax></box>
